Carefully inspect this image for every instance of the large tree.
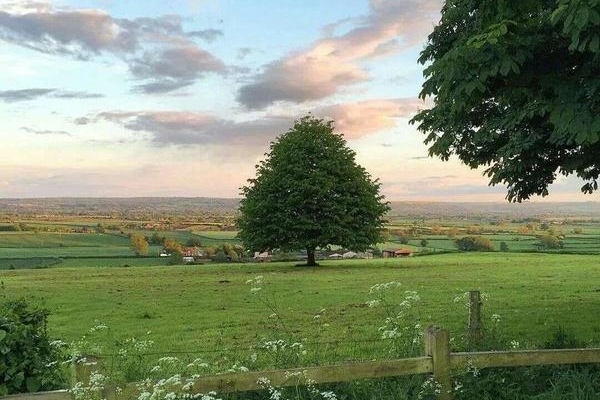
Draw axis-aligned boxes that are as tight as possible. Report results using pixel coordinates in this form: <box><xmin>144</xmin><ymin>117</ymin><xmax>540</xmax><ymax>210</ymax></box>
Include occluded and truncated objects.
<box><xmin>411</xmin><ymin>0</ymin><xmax>600</xmax><ymax>202</ymax></box>
<box><xmin>237</xmin><ymin>116</ymin><xmax>389</xmax><ymax>266</ymax></box>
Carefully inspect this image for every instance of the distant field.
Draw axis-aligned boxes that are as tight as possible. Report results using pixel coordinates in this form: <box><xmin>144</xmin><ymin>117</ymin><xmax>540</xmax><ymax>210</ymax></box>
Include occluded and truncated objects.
<box><xmin>1</xmin><ymin>225</ymin><xmax>599</xmax><ymax>271</ymax></box>
<box><xmin>4</xmin><ymin>253</ymin><xmax>600</xmax><ymax>363</ymax></box>
<box><xmin>125</xmin><ymin>230</ymin><xmax>239</xmax><ymax>247</ymax></box>
<box><xmin>385</xmin><ymin>232</ymin><xmax>600</xmax><ymax>254</ymax></box>
<box><xmin>0</xmin><ymin>230</ymin><xmax>241</xmax><ymax>269</ymax></box>
<box><xmin>0</xmin><ymin>232</ymin><xmax>129</xmax><ymax>247</ymax></box>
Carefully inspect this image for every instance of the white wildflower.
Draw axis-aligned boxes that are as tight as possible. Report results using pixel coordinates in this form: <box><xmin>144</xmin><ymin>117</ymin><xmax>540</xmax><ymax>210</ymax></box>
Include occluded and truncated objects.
<box><xmin>366</xmin><ymin>299</ymin><xmax>381</xmax><ymax>308</ymax></box>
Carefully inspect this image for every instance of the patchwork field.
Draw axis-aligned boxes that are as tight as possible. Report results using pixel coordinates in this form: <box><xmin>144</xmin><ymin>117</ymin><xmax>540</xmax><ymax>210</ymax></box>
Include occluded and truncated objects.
<box><xmin>0</xmin><ymin>230</ymin><xmax>241</xmax><ymax>269</ymax></box>
<box><xmin>5</xmin><ymin>253</ymin><xmax>600</xmax><ymax>364</ymax></box>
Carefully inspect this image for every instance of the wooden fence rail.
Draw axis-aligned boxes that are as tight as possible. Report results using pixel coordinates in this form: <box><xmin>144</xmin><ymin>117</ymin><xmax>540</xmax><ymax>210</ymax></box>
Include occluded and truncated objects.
<box><xmin>184</xmin><ymin>357</ymin><xmax>433</xmax><ymax>394</ymax></box>
<box><xmin>7</xmin><ymin>331</ymin><xmax>600</xmax><ymax>400</ymax></box>
<box><xmin>6</xmin><ymin>292</ymin><xmax>600</xmax><ymax>400</ymax></box>
<box><xmin>13</xmin><ymin>332</ymin><xmax>600</xmax><ymax>400</ymax></box>
<box><xmin>1</xmin><ymin>391</ymin><xmax>71</xmax><ymax>400</ymax></box>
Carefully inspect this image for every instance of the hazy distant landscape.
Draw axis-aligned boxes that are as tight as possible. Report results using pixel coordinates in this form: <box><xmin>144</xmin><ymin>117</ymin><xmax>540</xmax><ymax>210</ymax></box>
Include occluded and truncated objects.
<box><xmin>2</xmin><ymin>197</ymin><xmax>600</xmax><ymax>219</ymax></box>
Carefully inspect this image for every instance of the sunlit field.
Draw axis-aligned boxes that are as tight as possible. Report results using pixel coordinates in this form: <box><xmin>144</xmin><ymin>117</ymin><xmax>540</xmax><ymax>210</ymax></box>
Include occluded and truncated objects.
<box><xmin>5</xmin><ymin>253</ymin><xmax>600</xmax><ymax>361</ymax></box>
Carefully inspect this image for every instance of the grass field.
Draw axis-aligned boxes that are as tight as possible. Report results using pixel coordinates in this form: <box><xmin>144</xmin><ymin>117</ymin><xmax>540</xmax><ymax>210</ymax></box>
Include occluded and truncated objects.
<box><xmin>0</xmin><ymin>230</ymin><xmax>240</xmax><ymax>269</ymax></box>
<box><xmin>4</xmin><ymin>253</ymin><xmax>600</xmax><ymax>364</ymax></box>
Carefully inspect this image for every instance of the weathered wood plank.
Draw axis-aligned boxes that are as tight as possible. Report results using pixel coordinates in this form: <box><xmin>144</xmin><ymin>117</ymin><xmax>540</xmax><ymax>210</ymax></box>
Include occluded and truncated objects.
<box><xmin>426</xmin><ymin>327</ymin><xmax>453</xmax><ymax>400</ymax></box>
<box><xmin>119</xmin><ymin>357</ymin><xmax>433</xmax><ymax>395</ymax></box>
<box><xmin>0</xmin><ymin>390</ymin><xmax>71</xmax><ymax>400</ymax></box>
<box><xmin>467</xmin><ymin>291</ymin><xmax>483</xmax><ymax>345</ymax></box>
<box><xmin>15</xmin><ymin>344</ymin><xmax>600</xmax><ymax>400</ymax></box>
<box><xmin>71</xmin><ymin>355</ymin><xmax>102</xmax><ymax>385</ymax></box>
<box><xmin>452</xmin><ymin>348</ymin><xmax>600</xmax><ymax>370</ymax></box>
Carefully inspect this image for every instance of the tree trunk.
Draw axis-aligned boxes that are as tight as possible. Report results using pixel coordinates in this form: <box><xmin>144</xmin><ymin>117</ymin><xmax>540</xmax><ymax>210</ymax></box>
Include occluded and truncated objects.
<box><xmin>306</xmin><ymin>249</ymin><xmax>317</xmax><ymax>266</ymax></box>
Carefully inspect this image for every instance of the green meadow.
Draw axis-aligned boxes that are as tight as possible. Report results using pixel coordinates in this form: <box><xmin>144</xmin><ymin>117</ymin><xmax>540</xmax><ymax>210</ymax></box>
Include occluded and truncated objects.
<box><xmin>4</xmin><ymin>253</ymin><xmax>600</xmax><ymax>363</ymax></box>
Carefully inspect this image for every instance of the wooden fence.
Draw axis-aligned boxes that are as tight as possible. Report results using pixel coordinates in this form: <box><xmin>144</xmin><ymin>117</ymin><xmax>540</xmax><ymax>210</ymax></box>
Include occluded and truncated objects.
<box><xmin>6</xmin><ymin>292</ymin><xmax>600</xmax><ymax>400</ymax></box>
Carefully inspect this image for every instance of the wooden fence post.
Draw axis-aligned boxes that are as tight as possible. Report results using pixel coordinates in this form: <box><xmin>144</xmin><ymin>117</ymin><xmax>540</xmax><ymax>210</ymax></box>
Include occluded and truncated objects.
<box><xmin>425</xmin><ymin>326</ymin><xmax>453</xmax><ymax>400</ymax></box>
<box><xmin>468</xmin><ymin>290</ymin><xmax>484</xmax><ymax>346</ymax></box>
<box><xmin>71</xmin><ymin>355</ymin><xmax>102</xmax><ymax>384</ymax></box>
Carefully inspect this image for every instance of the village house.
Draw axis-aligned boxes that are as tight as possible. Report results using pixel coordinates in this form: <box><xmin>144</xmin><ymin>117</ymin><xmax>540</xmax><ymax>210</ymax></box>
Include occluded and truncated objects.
<box><xmin>182</xmin><ymin>246</ymin><xmax>203</xmax><ymax>257</ymax></box>
<box><xmin>382</xmin><ymin>248</ymin><xmax>414</xmax><ymax>258</ymax></box>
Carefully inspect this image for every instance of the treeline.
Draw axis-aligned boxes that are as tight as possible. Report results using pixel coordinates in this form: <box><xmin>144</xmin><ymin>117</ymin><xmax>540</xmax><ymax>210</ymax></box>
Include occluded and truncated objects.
<box><xmin>0</xmin><ymin>223</ymin><xmax>28</xmax><ymax>232</ymax></box>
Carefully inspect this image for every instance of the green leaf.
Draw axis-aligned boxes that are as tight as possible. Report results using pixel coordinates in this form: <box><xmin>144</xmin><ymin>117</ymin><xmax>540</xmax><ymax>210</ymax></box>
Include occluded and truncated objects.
<box><xmin>0</xmin><ymin>330</ymin><xmax>6</xmax><ymax>342</ymax></box>
<box><xmin>26</xmin><ymin>377</ymin><xmax>41</xmax><ymax>393</ymax></box>
<box><xmin>576</xmin><ymin>7</ymin><xmax>590</xmax><ymax>28</ymax></box>
<box><xmin>590</xmin><ymin>35</ymin><xmax>600</xmax><ymax>53</ymax></box>
<box><xmin>13</xmin><ymin>371</ymin><xmax>25</xmax><ymax>388</ymax></box>
<box><xmin>550</xmin><ymin>4</ymin><xmax>567</xmax><ymax>24</ymax></box>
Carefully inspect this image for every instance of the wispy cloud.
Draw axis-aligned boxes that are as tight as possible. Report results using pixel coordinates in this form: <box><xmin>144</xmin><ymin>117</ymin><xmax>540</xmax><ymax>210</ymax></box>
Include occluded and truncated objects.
<box><xmin>20</xmin><ymin>126</ymin><xmax>71</xmax><ymax>136</ymax></box>
<box><xmin>188</xmin><ymin>28</ymin><xmax>223</xmax><ymax>43</ymax></box>
<box><xmin>0</xmin><ymin>88</ymin><xmax>103</xmax><ymax>102</ymax></box>
<box><xmin>88</xmin><ymin>110</ymin><xmax>290</xmax><ymax>147</ymax></box>
<box><xmin>313</xmin><ymin>98</ymin><xmax>428</xmax><ymax>139</ymax></box>
<box><xmin>236</xmin><ymin>47</ymin><xmax>253</xmax><ymax>60</ymax></box>
<box><xmin>79</xmin><ymin>97</ymin><xmax>425</xmax><ymax>148</ymax></box>
<box><xmin>237</xmin><ymin>0</ymin><xmax>441</xmax><ymax>109</ymax></box>
<box><xmin>0</xmin><ymin>2</ymin><xmax>226</xmax><ymax>93</ymax></box>
<box><xmin>129</xmin><ymin>45</ymin><xmax>226</xmax><ymax>93</ymax></box>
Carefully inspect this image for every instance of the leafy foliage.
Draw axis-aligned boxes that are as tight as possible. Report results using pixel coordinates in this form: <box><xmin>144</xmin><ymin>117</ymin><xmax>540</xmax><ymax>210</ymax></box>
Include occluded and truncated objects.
<box><xmin>411</xmin><ymin>0</ymin><xmax>600</xmax><ymax>201</ymax></box>
<box><xmin>162</xmin><ymin>238</ymin><xmax>182</xmax><ymax>254</ymax></box>
<box><xmin>148</xmin><ymin>232</ymin><xmax>165</xmax><ymax>245</ymax></box>
<box><xmin>455</xmin><ymin>236</ymin><xmax>494</xmax><ymax>251</ymax></box>
<box><xmin>0</xmin><ymin>299</ymin><xmax>66</xmax><ymax>395</ymax></box>
<box><xmin>237</xmin><ymin>116</ymin><xmax>389</xmax><ymax>265</ymax></box>
<box><xmin>539</xmin><ymin>234</ymin><xmax>564</xmax><ymax>249</ymax></box>
<box><xmin>129</xmin><ymin>234</ymin><xmax>148</xmax><ymax>256</ymax></box>
<box><xmin>185</xmin><ymin>236</ymin><xmax>203</xmax><ymax>247</ymax></box>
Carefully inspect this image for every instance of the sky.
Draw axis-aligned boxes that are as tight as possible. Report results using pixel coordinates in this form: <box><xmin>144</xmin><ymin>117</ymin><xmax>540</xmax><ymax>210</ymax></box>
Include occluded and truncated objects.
<box><xmin>0</xmin><ymin>0</ymin><xmax>595</xmax><ymax>202</ymax></box>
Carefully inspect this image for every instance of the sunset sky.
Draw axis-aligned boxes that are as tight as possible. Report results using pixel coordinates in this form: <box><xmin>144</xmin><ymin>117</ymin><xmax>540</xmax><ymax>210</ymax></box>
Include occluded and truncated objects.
<box><xmin>0</xmin><ymin>0</ymin><xmax>594</xmax><ymax>201</ymax></box>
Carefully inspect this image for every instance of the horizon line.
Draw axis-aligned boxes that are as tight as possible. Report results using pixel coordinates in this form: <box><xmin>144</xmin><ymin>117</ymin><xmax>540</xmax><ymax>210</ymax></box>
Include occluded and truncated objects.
<box><xmin>0</xmin><ymin>196</ymin><xmax>599</xmax><ymax>204</ymax></box>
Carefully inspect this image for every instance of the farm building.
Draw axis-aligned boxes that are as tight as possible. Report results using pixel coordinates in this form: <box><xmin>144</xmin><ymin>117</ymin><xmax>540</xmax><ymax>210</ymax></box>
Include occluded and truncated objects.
<box><xmin>253</xmin><ymin>251</ymin><xmax>271</xmax><ymax>262</ymax></box>
<box><xmin>382</xmin><ymin>249</ymin><xmax>414</xmax><ymax>258</ymax></box>
<box><xmin>182</xmin><ymin>246</ymin><xmax>203</xmax><ymax>257</ymax></box>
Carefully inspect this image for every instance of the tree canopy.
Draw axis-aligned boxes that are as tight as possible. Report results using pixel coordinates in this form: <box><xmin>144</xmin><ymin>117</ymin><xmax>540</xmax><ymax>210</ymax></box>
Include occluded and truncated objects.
<box><xmin>130</xmin><ymin>234</ymin><xmax>149</xmax><ymax>256</ymax></box>
<box><xmin>237</xmin><ymin>115</ymin><xmax>389</xmax><ymax>266</ymax></box>
<box><xmin>411</xmin><ymin>0</ymin><xmax>600</xmax><ymax>202</ymax></box>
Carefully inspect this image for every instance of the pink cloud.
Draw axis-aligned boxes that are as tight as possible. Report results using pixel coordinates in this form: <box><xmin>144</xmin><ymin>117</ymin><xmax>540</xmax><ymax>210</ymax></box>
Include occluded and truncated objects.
<box><xmin>83</xmin><ymin>97</ymin><xmax>426</xmax><ymax>148</ymax></box>
<box><xmin>238</xmin><ymin>0</ymin><xmax>441</xmax><ymax>109</ymax></box>
<box><xmin>314</xmin><ymin>98</ymin><xmax>429</xmax><ymax>139</ymax></box>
